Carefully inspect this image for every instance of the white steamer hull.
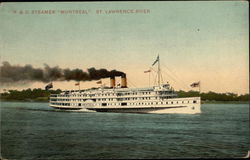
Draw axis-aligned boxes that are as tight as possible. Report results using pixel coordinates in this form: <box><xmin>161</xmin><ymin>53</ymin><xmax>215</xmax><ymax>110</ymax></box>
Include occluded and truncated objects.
<box><xmin>50</xmin><ymin>97</ymin><xmax>201</xmax><ymax>114</ymax></box>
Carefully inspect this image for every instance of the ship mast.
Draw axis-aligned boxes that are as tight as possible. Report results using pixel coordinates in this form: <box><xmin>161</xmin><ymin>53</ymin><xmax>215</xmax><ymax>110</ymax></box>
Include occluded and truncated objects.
<box><xmin>152</xmin><ymin>54</ymin><xmax>161</xmax><ymax>87</ymax></box>
<box><xmin>158</xmin><ymin>55</ymin><xmax>161</xmax><ymax>86</ymax></box>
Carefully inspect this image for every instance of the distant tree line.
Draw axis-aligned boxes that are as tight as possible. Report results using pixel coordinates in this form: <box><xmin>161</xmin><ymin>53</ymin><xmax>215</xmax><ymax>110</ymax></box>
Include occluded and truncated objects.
<box><xmin>177</xmin><ymin>90</ymin><xmax>249</xmax><ymax>102</ymax></box>
<box><xmin>0</xmin><ymin>88</ymin><xmax>249</xmax><ymax>102</ymax></box>
<box><xmin>0</xmin><ymin>88</ymin><xmax>62</xmax><ymax>102</ymax></box>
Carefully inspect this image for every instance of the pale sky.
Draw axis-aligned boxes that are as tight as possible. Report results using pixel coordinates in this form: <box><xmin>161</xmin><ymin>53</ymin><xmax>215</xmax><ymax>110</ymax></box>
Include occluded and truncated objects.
<box><xmin>0</xmin><ymin>2</ymin><xmax>249</xmax><ymax>94</ymax></box>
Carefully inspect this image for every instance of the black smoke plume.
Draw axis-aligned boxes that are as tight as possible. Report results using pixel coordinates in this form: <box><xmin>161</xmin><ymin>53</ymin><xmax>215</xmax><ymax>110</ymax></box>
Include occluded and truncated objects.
<box><xmin>0</xmin><ymin>61</ymin><xmax>125</xmax><ymax>84</ymax></box>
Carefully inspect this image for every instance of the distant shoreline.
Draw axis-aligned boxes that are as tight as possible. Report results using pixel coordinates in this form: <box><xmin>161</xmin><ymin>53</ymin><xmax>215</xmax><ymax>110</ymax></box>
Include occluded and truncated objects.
<box><xmin>0</xmin><ymin>99</ymin><xmax>49</xmax><ymax>103</ymax></box>
<box><xmin>201</xmin><ymin>101</ymin><xmax>249</xmax><ymax>104</ymax></box>
<box><xmin>1</xmin><ymin>89</ymin><xmax>248</xmax><ymax>104</ymax></box>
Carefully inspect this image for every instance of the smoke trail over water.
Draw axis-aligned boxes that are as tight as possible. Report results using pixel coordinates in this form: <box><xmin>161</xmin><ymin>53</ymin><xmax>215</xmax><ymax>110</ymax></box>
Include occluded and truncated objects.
<box><xmin>0</xmin><ymin>61</ymin><xmax>125</xmax><ymax>84</ymax></box>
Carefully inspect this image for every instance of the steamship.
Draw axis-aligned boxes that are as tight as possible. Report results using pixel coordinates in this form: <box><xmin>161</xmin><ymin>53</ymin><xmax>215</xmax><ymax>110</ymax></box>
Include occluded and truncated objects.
<box><xmin>49</xmin><ymin>56</ymin><xmax>201</xmax><ymax>114</ymax></box>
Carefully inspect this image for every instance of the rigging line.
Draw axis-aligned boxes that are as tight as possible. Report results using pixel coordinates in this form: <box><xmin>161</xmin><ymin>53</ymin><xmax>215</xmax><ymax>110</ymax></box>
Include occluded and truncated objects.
<box><xmin>158</xmin><ymin>67</ymin><xmax>179</xmax><ymax>84</ymax></box>
<box><xmin>161</xmin><ymin>63</ymin><xmax>186</xmax><ymax>84</ymax></box>
<box><xmin>162</xmin><ymin>63</ymin><xmax>190</xmax><ymax>88</ymax></box>
<box><xmin>161</xmin><ymin>62</ymin><xmax>180</xmax><ymax>79</ymax></box>
<box><xmin>150</xmin><ymin>66</ymin><xmax>179</xmax><ymax>88</ymax></box>
<box><xmin>127</xmin><ymin>79</ymin><xmax>137</xmax><ymax>88</ymax></box>
<box><xmin>161</xmin><ymin>63</ymin><xmax>191</xmax><ymax>89</ymax></box>
<box><xmin>150</xmin><ymin>66</ymin><xmax>165</xmax><ymax>85</ymax></box>
<box><xmin>161</xmin><ymin>69</ymin><xmax>189</xmax><ymax>90</ymax></box>
<box><xmin>151</xmin><ymin>65</ymin><xmax>179</xmax><ymax>87</ymax></box>
<box><xmin>150</xmin><ymin>67</ymin><xmax>159</xmax><ymax>86</ymax></box>
<box><xmin>154</xmin><ymin>73</ymin><xmax>157</xmax><ymax>86</ymax></box>
<box><xmin>149</xmin><ymin>67</ymin><xmax>157</xmax><ymax>73</ymax></box>
<box><xmin>160</xmin><ymin>72</ymin><xmax>164</xmax><ymax>84</ymax></box>
<box><xmin>148</xmin><ymin>67</ymin><xmax>157</xmax><ymax>86</ymax></box>
<box><xmin>161</xmin><ymin>69</ymin><xmax>179</xmax><ymax>83</ymax></box>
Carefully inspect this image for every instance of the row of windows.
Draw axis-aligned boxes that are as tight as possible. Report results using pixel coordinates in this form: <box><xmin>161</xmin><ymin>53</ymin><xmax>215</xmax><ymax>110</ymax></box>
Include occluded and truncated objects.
<box><xmin>52</xmin><ymin>96</ymin><xmax>178</xmax><ymax>102</ymax></box>
<box><xmin>54</xmin><ymin>91</ymin><xmax>157</xmax><ymax>98</ymax></box>
<box><xmin>52</xmin><ymin>100</ymin><xmax>197</xmax><ymax>107</ymax></box>
<box><xmin>106</xmin><ymin>97</ymin><xmax>155</xmax><ymax>101</ymax></box>
<box><xmin>52</xmin><ymin>95</ymin><xmax>178</xmax><ymax>102</ymax></box>
<box><xmin>101</xmin><ymin>100</ymin><xmax>197</xmax><ymax>106</ymax></box>
<box><xmin>52</xmin><ymin>97</ymin><xmax>150</xmax><ymax>102</ymax></box>
<box><xmin>51</xmin><ymin>99</ymin><xmax>70</xmax><ymax>101</ymax></box>
<box><xmin>52</xmin><ymin>97</ymin><xmax>155</xmax><ymax>102</ymax></box>
<box><xmin>120</xmin><ymin>91</ymin><xmax>152</xmax><ymax>95</ymax></box>
<box><xmin>51</xmin><ymin>103</ymin><xmax>93</xmax><ymax>106</ymax></box>
<box><xmin>51</xmin><ymin>103</ymin><xmax>70</xmax><ymax>106</ymax></box>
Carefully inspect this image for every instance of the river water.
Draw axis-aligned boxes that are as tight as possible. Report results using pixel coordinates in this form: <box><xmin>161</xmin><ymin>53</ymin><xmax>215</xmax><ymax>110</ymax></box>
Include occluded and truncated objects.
<box><xmin>1</xmin><ymin>102</ymin><xmax>249</xmax><ymax>159</ymax></box>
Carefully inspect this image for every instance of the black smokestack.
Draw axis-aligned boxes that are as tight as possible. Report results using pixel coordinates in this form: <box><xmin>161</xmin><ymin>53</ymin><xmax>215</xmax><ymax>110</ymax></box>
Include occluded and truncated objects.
<box><xmin>0</xmin><ymin>61</ymin><xmax>126</xmax><ymax>84</ymax></box>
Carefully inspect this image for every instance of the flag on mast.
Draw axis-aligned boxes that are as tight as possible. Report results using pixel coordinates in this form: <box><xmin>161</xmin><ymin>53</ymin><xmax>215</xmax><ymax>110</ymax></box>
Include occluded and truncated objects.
<box><xmin>190</xmin><ymin>81</ymin><xmax>200</xmax><ymax>88</ymax></box>
<box><xmin>144</xmin><ymin>69</ymin><xmax>151</xmax><ymax>73</ymax></box>
<box><xmin>75</xmin><ymin>82</ymin><xmax>80</xmax><ymax>86</ymax></box>
<box><xmin>96</xmin><ymin>80</ymin><xmax>102</xmax><ymax>84</ymax></box>
<box><xmin>45</xmin><ymin>82</ymin><xmax>53</xmax><ymax>90</ymax></box>
<box><xmin>152</xmin><ymin>55</ymin><xmax>159</xmax><ymax>66</ymax></box>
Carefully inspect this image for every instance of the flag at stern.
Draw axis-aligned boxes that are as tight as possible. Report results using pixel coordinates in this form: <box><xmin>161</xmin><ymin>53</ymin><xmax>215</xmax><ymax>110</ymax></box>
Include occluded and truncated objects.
<box><xmin>45</xmin><ymin>82</ymin><xmax>53</xmax><ymax>90</ymax></box>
